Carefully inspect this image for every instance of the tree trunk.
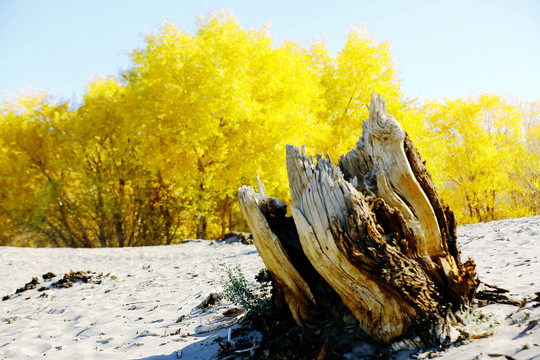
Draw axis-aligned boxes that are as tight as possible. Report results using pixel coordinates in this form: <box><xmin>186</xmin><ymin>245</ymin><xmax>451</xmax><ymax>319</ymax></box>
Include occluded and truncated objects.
<box><xmin>238</xmin><ymin>93</ymin><xmax>478</xmax><ymax>344</ymax></box>
<box><xmin>197</xmin><ymin>215</ymin><xmax>208</xmax><ymax>240</ymax></box>
<box><xmin>113</xmin><ymin>213</ymin><xmax>125</xmax><ymax>247</ymax></box>
<box><xmin>97</xmin><ymin>191</ymin><xmax>108</xmax><ymax>248</ymax></box>
<box><xmin>221</xmin><ymin>194</ymin><xmax>230</xmax><ymax>237</ymax></box>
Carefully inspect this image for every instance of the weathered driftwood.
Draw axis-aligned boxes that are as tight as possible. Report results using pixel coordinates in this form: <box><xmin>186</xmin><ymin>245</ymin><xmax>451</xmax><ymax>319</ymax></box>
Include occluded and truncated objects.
<box><xmin>238</xmin><ymin>176</ymin><xmax>318</xmax><ymax>325</ymax></box>
<box><xmin>238</xmin><ymin>93</ymin><xmax>478</xmax><ymax>344</ymax></box>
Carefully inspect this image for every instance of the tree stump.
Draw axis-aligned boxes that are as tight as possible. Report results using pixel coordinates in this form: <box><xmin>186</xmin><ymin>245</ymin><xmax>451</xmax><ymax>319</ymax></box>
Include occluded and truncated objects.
<box><xmin>238</xmin><ymin>93</ymin><xmax>478</xmax><ymax>345</ymax></box>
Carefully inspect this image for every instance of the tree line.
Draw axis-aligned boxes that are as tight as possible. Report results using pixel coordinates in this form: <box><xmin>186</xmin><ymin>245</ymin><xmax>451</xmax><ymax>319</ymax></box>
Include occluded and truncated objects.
<box><xmin>1</xmin><ymin>12</ymin><xmax>538</xmax><ymax>247</ymax></box>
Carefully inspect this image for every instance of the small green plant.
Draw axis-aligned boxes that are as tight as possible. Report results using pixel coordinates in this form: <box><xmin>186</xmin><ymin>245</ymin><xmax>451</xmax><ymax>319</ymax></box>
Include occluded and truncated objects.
<box><xmin>220</xmin><ymin>265</ymin><xmax>271</xmax><ymax>315</ymax></box>
<box><xmin>460</xmin><ymin>302</ymin><xmax>489</xmax><ymax>325</ymax></box>
<box><xmin>457</xmin><ymin>301</ymin><xmax>495</xmax><ymax>337</ymax></box>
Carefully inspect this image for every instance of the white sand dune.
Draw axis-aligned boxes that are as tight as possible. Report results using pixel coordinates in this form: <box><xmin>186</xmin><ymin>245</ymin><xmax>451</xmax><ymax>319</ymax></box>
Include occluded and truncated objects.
<box><xmin>1</xmin><ymin>216</ymin><xmax>539</xmax><ymax>359</ymax></box>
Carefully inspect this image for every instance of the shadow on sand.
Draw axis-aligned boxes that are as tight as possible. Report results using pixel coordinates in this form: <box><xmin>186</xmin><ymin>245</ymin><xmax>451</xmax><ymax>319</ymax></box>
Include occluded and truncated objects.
<box><xmin>136</xmin><ymin>331</ymin><xmax>224</xmax><ymax>360</ymax></box>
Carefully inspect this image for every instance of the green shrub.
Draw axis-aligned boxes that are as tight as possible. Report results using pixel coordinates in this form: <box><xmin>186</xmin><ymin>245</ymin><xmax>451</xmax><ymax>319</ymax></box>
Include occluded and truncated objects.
<box><xmin>220</xmin><ymin>265</ymin><xmax>271</xmax><ymax>315</ymax></box>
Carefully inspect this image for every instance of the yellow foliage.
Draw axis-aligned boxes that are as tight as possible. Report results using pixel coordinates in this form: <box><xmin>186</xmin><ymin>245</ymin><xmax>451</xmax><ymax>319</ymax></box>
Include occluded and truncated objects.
<box><xmin>2</xmin><ymin>12</ymin><xmax>537</xmax><ymax>247</ymax></box>
<box><xmin>420</xmin><ymin>94</ymin><xmax>534</xmax><ymax>224</ymax></box>
<box><xmin>310</xmin><ymin>26</ymin><xmax>406</xmax><ymax>158</ymax></box>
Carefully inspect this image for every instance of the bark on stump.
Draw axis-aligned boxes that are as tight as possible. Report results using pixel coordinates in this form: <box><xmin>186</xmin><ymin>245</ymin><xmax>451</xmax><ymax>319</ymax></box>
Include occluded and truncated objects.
<box><xmin>238</xmin><ymin>93</ymin><xmax>478</xmax><ymax>345</ymax></box>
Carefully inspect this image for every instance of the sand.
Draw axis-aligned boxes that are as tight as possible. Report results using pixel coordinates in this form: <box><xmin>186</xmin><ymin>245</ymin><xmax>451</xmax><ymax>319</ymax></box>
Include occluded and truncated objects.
<box><xmin>1</xmin><ymin>216</ymin><xmax>539</xmax><ymax>359</ymax></box>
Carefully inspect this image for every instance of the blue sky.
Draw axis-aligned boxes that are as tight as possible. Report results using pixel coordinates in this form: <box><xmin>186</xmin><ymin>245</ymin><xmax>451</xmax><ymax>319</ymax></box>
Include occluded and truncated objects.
<box><xmin>1</xmin><ymin>0</ymin><xmax>539</xmax><ymax>104</ymax></box>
